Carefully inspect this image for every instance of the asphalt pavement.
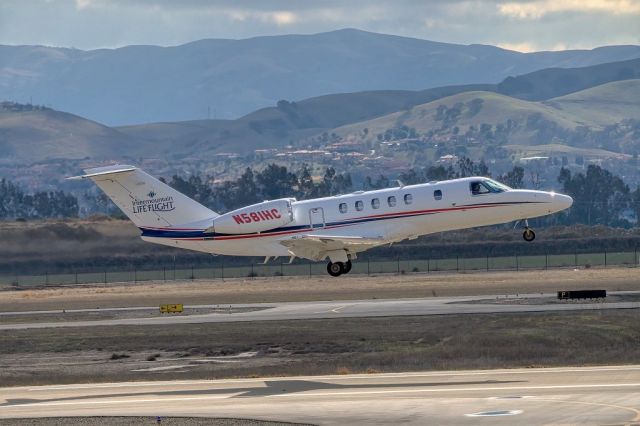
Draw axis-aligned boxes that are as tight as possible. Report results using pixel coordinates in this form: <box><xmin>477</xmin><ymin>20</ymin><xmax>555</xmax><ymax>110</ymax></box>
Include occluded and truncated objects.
<box><xmin>1</xmin><ymin>292</ymin><xmax>638</xmax><ymax>330</ymax></box>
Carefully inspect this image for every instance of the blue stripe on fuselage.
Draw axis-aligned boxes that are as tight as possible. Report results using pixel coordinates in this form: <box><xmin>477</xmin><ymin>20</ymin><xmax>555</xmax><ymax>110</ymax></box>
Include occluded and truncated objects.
<box><xmin>139</xmin><ymin>201</ymin><xmax>544</xmax><ymax>239</ymax></box>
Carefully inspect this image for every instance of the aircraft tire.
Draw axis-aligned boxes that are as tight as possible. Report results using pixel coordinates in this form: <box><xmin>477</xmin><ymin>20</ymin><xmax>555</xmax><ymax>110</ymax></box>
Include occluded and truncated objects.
<box><xmin>523</xmin><ymin>228</ymin><xmax>535</xmax><ymax>242</ymax></box>
<box><xmin>327</xmin><ymin>262</ymin><xmax>343</xmax><ymax>277</ymax></box>
<box><xmin>343</xmin><ymin>260</ymin><xmax>352</xmax><ymax>274</ymax></box>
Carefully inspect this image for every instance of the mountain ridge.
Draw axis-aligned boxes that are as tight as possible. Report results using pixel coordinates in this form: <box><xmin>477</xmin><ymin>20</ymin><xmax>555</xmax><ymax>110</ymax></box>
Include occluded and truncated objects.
<box><xmin>2</xmin><ymin>28</ymin><xmax>640</xmax><ymax>125</ymax></box>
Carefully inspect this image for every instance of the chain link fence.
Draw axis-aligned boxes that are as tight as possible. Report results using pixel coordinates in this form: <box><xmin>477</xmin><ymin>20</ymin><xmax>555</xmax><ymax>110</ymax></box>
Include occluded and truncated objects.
<box><xmin>1</xmin><ymin>249</ymin><xmax>638</xmax><ymax>289</ymax></box>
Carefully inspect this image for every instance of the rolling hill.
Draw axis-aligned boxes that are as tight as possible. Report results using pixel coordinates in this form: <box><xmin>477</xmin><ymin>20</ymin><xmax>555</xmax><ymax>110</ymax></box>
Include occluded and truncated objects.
<box><xmin>0</xmin><ymin>103</ymin><xmax>143</xmax><ymax>163</ymax></box>
<box><xmin>331</xmin><ymin>79</ymin><xmax>640</xmax><ymax>147</ymax></box>
<box><xmin>1</xmin><ymin>63</ymin><xmax>640</xmax><ymax>164</ymax></box>
<box><xmin>2</xmin><ymin>28</ymin><xmax>639</xmax><ymax>125</ymax></box>
<box><xmin>543</xmin><ymin>79</ymin><xmax>640</xmax><ymax>127</ymax></box>
<box><xmin>117</xmin><ymin>59</ymin><xmax>640</xmax><ymax>156</ymax></box>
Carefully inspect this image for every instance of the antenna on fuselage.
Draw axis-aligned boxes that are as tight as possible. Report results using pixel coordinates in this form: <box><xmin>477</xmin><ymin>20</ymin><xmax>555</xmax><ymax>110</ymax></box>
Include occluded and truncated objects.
<box><xmin>396</xmin><ymin>180</ymin><xmax>405</xmax><ymax>188</ymax></box>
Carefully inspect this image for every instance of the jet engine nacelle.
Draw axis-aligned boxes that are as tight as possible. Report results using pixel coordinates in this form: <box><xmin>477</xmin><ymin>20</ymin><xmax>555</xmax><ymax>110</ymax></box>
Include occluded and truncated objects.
<box><xmin>210</xmin><ymin>198</ymin><xmax>295</xmax><ymax>234</ymax></box>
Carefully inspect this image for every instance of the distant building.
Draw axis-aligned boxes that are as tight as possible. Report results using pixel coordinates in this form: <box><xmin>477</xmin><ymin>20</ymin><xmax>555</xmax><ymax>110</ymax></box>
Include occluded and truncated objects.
<box><xmin>437</xmin><ymin>154</ymin><xmax>458</xmax><ymax>163</ymax></box>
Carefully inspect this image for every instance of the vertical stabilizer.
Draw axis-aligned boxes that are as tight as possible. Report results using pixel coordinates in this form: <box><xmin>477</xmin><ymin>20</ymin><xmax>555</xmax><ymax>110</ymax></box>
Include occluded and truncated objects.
<box><xmin>70</xmin><ymin>165</ymin><xmax>217</xmax><ymax>228</ymax></box>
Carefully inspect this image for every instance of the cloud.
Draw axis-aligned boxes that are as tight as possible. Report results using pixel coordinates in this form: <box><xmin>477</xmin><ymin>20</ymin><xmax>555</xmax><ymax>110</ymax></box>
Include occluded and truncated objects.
<box><xmin>74</xmin><ymin>0</ymin><xmax>93</xmax><ymax>9</ymax></box>
<box><xmin>498</xmin><ymin>0</ymin><xmax>640</xmax><ymax>20</ymax></box>
<box><xmin>497</xmin><ymin>42</ymin><xmax>538</xmax><ymax>52</ymax></box>
<box><xmin>266</xmin><ymin>11</ymin><xmax>297</xmax><ymax>25</ymax></box>
<box><xmin>0</xmin><ymin>0</ymin><xmax>637</xmax><ymax>50</ymax></box>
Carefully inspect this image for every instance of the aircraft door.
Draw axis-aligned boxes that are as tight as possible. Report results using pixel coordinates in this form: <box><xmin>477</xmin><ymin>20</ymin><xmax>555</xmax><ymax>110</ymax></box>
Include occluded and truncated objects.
<box><xmin>308</xmin><ymin>207</ymin><xmax>325</xmax><ymax>230</ymax></box>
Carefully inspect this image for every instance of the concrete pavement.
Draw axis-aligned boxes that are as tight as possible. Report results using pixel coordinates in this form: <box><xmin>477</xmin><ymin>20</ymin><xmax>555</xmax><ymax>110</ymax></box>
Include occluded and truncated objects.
<box><xmin>1</xmin><ymin>365</ymin><xmax>639</xmax><ymax>425</ymax></box>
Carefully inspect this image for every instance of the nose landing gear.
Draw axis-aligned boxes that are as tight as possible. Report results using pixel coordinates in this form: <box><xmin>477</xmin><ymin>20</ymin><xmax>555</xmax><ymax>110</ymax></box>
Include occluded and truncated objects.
<box><xmin>521</xmin><ymin>219</ymin><xmax>535</xmax><ymax>242</ymax></box>
<box><xmin>326</xmin><ymin>260</ymin><xmax>353</xmax><ymax>277</ymax></box>
<box><xmin>523</xmin><ymin>227</ymin><xmax>535</xmax><ymax>242</ymax></box>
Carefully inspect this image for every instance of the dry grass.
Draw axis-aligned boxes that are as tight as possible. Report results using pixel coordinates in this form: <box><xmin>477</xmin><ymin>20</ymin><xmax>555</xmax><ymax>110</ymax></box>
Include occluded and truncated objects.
<box><xmin>1</xmin><ymin>310</ymin><xmax>639</xmax><ymax>387</ymax></box>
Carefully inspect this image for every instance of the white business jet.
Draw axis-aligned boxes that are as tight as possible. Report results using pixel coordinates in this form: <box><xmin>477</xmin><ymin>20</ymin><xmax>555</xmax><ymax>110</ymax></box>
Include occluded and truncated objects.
<box><xmin>71</xmin><ymin>165</ymin><xmax>572</xmax><ymax>276</ymax></box>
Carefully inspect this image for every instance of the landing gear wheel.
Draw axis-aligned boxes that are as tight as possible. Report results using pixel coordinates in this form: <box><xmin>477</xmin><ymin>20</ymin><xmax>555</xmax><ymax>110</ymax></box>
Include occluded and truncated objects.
<box><xmin>523</xmin><ymin>228</ymin><xmax>536</xmax><ymax>242</ymax></box>
<box><xmin>343</xmin><ymin>260</ymin><xmax>352</xmax><ymax>274</ymax></box>
<box><xmin>327</xmin><ymin>261</ymin><xmax>344</xmax><ymax>277</ymax></box>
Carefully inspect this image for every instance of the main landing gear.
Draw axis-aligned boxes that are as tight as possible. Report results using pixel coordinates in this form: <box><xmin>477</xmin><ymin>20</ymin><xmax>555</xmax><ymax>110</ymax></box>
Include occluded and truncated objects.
<box><xmin>522</xmin><ymin>219</ymin><xmax>535</xmax><ymax>242</ymax></box>
<box><xmin>327</xmin><ymin>260</ymin><xmax>352</xmax><ymax>277</ymax></box>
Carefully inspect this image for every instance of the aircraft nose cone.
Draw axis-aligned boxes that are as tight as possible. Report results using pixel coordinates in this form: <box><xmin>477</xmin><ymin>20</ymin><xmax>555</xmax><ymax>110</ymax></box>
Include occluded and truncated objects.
<box><xmin>555</xmin><ymin>194</ymin><xmax>573</xmax><ymax>210</ymax></box>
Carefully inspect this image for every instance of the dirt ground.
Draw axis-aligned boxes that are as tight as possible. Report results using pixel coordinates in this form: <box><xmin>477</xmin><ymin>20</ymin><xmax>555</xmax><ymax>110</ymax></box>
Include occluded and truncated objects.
<box><xmin>0</xmin><ymin>267</ymin><xmax>637</xmax><ymax>312</ymax></box>
<box><xmin>2</xmin><ymin>311</ymin><xmax>639</xmax><ymax>387</ymax></box>
<box><xmin>1</xmin><ymin>268</ymin><xmax>639</xmax><ymax>388</ymax></box>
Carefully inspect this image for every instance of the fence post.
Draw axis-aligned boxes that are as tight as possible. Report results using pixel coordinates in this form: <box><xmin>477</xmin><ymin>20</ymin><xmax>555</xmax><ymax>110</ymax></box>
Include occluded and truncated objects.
<box><xmin>515</xmin><ymin>254</ymin><xmax>519</xmax><ymax>271</ymax></box>
<box><xmin>163</xmin><ymin>267</ymin><xmax>166</xmax><ymax>282</ymax></box>
<box><xmin>367</xmin><ymin>259</ymin><xmax>370</xmax><ymax>276</ymax></box>
<box><xmin>134</xmin><ymin>268</ymin><xmax>137</xmax><ymax>283</ymax></box>
<box><xmin>309</xmin><ymin>262</ymin><xmax>312</xmax><ymax>277</ymax></box>
<box><xmin>545</xmin><ymin>253</ymin><xmax>548</xmax><ymax>270</ymax></box>
<box><xmin>280</xmin><ymin>262</ymin><xmax>284</xmax><ymax>276</ymax></box>
<box><xmin>427</xmin><ymin>258</ymin><xmax>430</xmax><ymax>273</ymax></box>
<box><xmin>221</xmin><ymin>263</ymin><xmax>224</xmax><ymax>280</ymax></box>
<box><xmin>191</xmin><ymin>266</ymin><xmax>194</xmax><ymax>280</ymax></box>
<box><xmin>75</xmin><ymin>272</ymin><xmax>78</xmax><ymax>285</ymax></box>
<box><xmin>456</xmin><ymin>256</ymin><xmax>459</xmax><ymax>272</ymax></box>
<box><xmin>604</xmin><ymin>250</ymin><xmax>607</xmax><ymax>268</ymax></box>
<box><xmin>251</xmin><ymin>263</ymin><xmax>254</xmax><ymax>279</ymax></box>
<box><xmin>45</xmin><ymin>272</ymin><xmax>48</xmax><ymax>286</ymax></box>
<box><xmin>104</xmin><ymin>271</ymin><xmax>107</xmax><ymax>284</ymax></box>
<box><xmin>397</xmin><ymin>257</ymin><xmax>400</xmax><ymax>274</ymax></box>
<box><xmin>574</xmin><ymin>250</ymin><xmax>578</xmax><ymax>267</ymax></box>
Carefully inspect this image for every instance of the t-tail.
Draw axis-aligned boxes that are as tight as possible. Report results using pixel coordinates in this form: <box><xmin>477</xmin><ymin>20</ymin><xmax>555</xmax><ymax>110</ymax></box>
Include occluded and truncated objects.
<box><xmin>69</xmin><ymin>165</ymin><xmax>218</xmax><ymax>229</ymax></box>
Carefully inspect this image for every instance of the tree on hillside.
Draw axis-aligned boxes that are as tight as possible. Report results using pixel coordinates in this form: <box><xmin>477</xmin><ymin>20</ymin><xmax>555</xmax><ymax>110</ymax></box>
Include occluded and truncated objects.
<box><xmin>0</xmin><ymin>178</ymin><xmax>78</xmax><ymax>219</ymax></box>
<box><xmin>558</xmin><ymin>165</ymin><xmax>630</xmax><ymax>226</ymax></box>
<box><xmin>256</xmin><ymin>164</ymin><xmax>298</xmax><ymax>200</ymax></box>
<box><xmin>499</xmin><ymin>166</ymin><xmax>525</xmax><ymax>188</ymax></box>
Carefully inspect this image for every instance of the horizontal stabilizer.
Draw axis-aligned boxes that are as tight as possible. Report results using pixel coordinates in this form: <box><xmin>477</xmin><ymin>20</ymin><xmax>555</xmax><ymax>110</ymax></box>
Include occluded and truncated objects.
<box><xmin>67</xmin><ymin>165</ymin><xmax>137</xmax><ymax>180</ymax></box>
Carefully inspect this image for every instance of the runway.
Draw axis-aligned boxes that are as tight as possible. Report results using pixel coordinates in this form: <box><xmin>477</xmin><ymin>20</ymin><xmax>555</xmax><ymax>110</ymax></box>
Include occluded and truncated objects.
<box><xmin>1</xmin><ymin>291</ymin><xmax>639</xmax><ymax>330</ymax></box>
<box><xmin>1</xmin><ymin>365</ymin><xmax>639</xmax><ymax>425</ymax></box>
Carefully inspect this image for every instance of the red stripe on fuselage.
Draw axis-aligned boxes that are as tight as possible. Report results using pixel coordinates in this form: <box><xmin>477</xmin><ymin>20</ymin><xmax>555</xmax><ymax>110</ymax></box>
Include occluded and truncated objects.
<box><xmin>155</xmin><ymin>202</ymin><xmax>514</xmax><ymax>241</ymax></box>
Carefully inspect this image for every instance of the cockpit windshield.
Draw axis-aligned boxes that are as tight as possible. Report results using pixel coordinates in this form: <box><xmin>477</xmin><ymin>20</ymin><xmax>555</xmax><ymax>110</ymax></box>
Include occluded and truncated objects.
<box><xmin>470</xmin><ymin>179</ymin><xmax>511</xmax><ymax>195</ymax></box>
<box><xmin>483</xmin><ymin>179</ymin><xmax>511</xmax><ymax>192</ymax></box>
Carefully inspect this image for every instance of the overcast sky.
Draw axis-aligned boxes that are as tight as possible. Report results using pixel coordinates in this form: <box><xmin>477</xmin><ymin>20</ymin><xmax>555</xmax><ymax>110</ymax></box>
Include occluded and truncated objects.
<box><xmin>1</xmin><ymin>0</ymin><xmax>638</xmax><ymax>52</ymax></box>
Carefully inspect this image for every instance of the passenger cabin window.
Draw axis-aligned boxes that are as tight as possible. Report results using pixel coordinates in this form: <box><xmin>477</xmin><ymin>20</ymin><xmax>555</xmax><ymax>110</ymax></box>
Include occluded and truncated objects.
<box><xmin>355</xmin><ymin>200</ymin><xmax>364</xmax><ymax>211</ymax></box>
<box><xmin>371</xmin><ymin>198</ymin><xmax>380</xmax><ymax>209</ymax></box>
<box><xmin>388</xmin><ymin>196</ymin><xmax>397</xmax><ymax>207</ymax></box>
<box><xmin>404</xmin><ymin>194</ymin><xmax>413</xmax><ymax>205</ymax></box>
<box><xmin>339</xmin><ymin>202</ymin><xmax>347</xmax><ymax>213</ymax></box>
<box><xmin>434</xmin><ymin>190</ymin><xmax>442</xmax><ymax>200</ymax></box>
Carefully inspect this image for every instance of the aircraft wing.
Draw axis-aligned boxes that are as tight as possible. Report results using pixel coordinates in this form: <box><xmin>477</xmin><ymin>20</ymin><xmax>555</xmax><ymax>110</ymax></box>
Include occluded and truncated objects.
<box><xmin>279</xmin><ymin>234</ymin><xmax>386</xmax><ymax>261</ymax></box>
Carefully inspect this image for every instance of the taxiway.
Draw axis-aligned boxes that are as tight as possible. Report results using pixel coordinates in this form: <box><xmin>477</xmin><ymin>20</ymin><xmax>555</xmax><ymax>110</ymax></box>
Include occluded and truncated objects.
<box><xmin>1</xmin><ymin>292</ymin><xmax>638</xmax><ymax>330</ymax></box>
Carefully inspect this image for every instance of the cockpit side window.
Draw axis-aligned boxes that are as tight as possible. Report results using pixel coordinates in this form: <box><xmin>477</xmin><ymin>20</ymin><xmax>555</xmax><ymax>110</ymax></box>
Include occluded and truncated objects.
<box><xmin>470</xmin><ymin>179</ymin><xmax>510</xmax><ymax>195</ymax></box>
<box><xmin>470</xmin><ymin>181</ymin><xmax>491</xmax><ymax>195</ymax></box>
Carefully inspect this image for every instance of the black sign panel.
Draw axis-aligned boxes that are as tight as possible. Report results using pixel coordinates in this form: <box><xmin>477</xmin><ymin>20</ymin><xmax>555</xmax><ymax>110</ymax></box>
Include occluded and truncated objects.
<box><xmin>557</xmin><ymin>290</ymin><xmax>607</xmax><ymax>300</ymax></box>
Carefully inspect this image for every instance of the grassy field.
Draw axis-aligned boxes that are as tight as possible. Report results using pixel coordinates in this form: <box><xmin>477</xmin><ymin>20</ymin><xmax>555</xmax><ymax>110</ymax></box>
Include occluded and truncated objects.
<box><xmin>1</xmin><ymin>267</ymin><xmax>638</xmax><ymax>312</ymax></box>
<box><xmin>1</xmin><ymin>310</ymin><xmax>639</xmax><ymax>387</ymax></box>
